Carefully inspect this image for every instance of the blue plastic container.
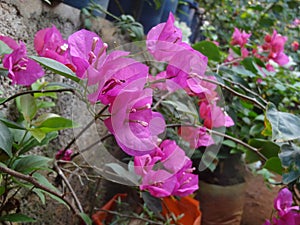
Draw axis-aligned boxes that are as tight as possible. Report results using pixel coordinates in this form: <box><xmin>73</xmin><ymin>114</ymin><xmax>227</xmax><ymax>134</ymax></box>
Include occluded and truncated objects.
<box><xmin>138</xmin><ymin>0</ymin><xmax>166</xmax><ymax>33</ymax></box>
<box><xmin>161</xmin><ymin>0</ymin><xmax>179</xmax><ymax>22</ymax></box>
<box><xmin>175</xmin><ymin>0</ymin><xmax>195</xmax><ymax>27</ymax></box>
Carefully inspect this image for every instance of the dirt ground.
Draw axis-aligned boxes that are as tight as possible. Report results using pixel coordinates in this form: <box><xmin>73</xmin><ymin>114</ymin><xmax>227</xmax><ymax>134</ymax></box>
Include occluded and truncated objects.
<box><xmin>241</xmin><ymin>172</ymin><xmax>280</xmax><ymax>225</ymax></box>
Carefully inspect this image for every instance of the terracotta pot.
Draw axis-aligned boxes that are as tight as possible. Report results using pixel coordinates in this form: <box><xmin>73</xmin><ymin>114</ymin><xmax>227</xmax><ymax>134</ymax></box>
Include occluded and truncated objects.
<box><xmin>198</xmin><ymin>181</ymin><xmax>246</xmax><ymax>225</ymax></box>
<box><xmin>162</xmin><ymin>196</ymin><xmax>201</xmax><ymax>225</ymax></box>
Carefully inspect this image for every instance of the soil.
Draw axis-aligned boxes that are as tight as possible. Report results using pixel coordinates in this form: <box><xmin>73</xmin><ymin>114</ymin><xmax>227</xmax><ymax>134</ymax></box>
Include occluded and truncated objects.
<box><xmin>241</xmin><ymin>171</ymin><xmax>280</xmax><ymax>225</ymax></box>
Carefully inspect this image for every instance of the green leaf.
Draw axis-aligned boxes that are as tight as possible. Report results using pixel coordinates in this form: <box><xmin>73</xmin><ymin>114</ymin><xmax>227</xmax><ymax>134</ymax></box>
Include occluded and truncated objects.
<box><xmin>245</xmin><ymin>139</ymin><xmax>280</xmax><ymax>163</ymax></box>
<box><xmin>249</xmin><ymin>123</ymin><xmax>264</xmax><ymax>136</ymax></box>
<box><xmin>12</xmin><ymin>155</ymin><xmax>51</xmax><ymax>174</ymax></box>
<box><xmin>0</xmin><ymin>186</ymin><xmax>5</xmax><ymax>196</ymax></box>
<box><xmin>32</xmin><ymin>189</ymin><xmax>46</xmax><ymax>204</ymax></box>
<box><xmin>105</xmin><ymin>163</ymin><xmax>139</xmax><ymax>185</ymax></box>
<box><xmin>19</xmin><ymin>131</ymin><xmax>58</xmax><ymax>154</ymax></box>
<box><xmin>29</xmin><ymin>128</ymin><xmax>46</xmax><ymax>142</ymax></box>
<box><xmin>0</xmin><ymin>213</ymin><xmax>36</xmax><ymax>222</ymax></box>
<box><xmin>36</xmin><ymin>100</ymin><xmax>56</xmax><ymax>109</ymax></box>
<box><xmin>0</xmin><ymin>40</ymin><xmax>12</xmax><ymax>56</ymax></box>
<box><xmin>0</xmin><ymin>121</ymin><xmax>13</xmax><ymax>157</ymax></box>
<box><xmin>34</xmin><ymin>113</ymin><xmax>78</xmax><ymax>132</ymax></box>
<box><xmin>193</xmin><ymin>41</ymin><xmax>221</xmax><ymax>62</ymax></box>
<box><xmin>33</xmin><ymin>173</ymin><xmax>61</xmax><ymax>194</ymax></box>
<box><xmin>18</xmin><ymin>94</ymin><xmax>37</xmax><ymax>122</ymax></box>
<box><xmin>0</xmin><ymin>117</ymin><xmax>26</xmax><ymax>130</ymax></box>
<box><xmin>30</xmin><ymin>56</ymin><xmax>79</xmax><ymax>82</ymax></box>
<box><xmin>222</xmin><ymin>140</ymin><xmax>236</xmax><ymax>148</ymax></box>
<box><xmin>265</xmin><ymin>103</ymin><xmax>300</xmax><ymax>142</ymax></box>
<box><xmin>79</xmin><ymin>213</ymin><xmax>93</xmax><ymax>225</ymax></box>
<box><xmin>263</xmin><ymin>157</ymin><xmax>283</xmax><ymax>175</ymax></box>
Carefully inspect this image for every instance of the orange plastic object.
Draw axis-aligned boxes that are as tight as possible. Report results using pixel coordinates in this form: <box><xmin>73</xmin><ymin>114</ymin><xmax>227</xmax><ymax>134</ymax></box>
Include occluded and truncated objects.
<box><xmin>92</xmin><ymin>193</ymin><xmax>127</xmax><ymax>225</ymax></box>
<box><xmin>162</xmin><ymin>196</ymin><xmax>201</xmax><ymax>225</ymax></box>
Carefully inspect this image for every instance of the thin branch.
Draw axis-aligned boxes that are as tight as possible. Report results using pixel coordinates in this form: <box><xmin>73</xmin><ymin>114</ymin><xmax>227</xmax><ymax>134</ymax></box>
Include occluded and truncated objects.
<box><xmin>53</xmin><ymin>161</ymin><xmax>84</xmax><ymax>213</ymax></box>
<box><xmin>207</xmin><ymin>128</ymin><xmax>267</xmax><ymax>163</ymax></box>
<box><xmin>198</xmin><ymin>76</ymin><xmax>266</xmax><ymax>110</ymax></box>
<box><xmin>166</xmin><ymin>123</ymin><xmax>267</xmax><ymax>162</ymax></box>
<box><xmin>0</xmin><ymin>88</ymin><xmax>75</xmax><ymax>105</ymax></box>
<box><xmin>62</xmin><ymin>105</ymin><xmax>109</xmax><ymax>154</ymax></box>
<box><xmin>0</xmin><ymin>165</ymin><xmax>79</xmax><ymax>214</ymax></box>
<box><xmin>222</xmin><ymin>77</ymin><xmax>268</xmax><ymax>105</ymax></box>
<box><xmin>71</xmin><ymin>133</ymin><xmax>112</xmax><ymax>159</ymax></box>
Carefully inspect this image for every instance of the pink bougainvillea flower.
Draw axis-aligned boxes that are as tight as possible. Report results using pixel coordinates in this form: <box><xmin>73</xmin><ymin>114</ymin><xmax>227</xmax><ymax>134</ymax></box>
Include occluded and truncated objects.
<box><xmin>0</xmin><ymin>36</ymin><xmax>19</xmax><ymax>50</ymax></box>
<box><xmin>274</xmin><ymin>188</ymin><xmax>299</xmax><ymax>216</ymax></box>
<box><xmin>262</xmin><ymin>30</ymin><xmax>289</xmax><ymax>66</ymax></box>
<box><xmin>199</xmin><ymin>101</ymin><xmax>234</xmax><ymax>129</ymax></box>
<box><xmin>263</xmin><ymin>188</ymin><xmax>300</xmax><ymax>225</ymax></box>
<box><xmin>34</xmin><ymin>25</ymin><xmax>71</xmax><ymax>66</ymax></box>
<box><xmin>135</xmin><ymin>140</ymin><xmax>198</xmax><ymax>197</ymax></box>
<box><xmin>55</xmin><ymin>149</ymin><xmax>73</xmax><ymax>161</ymax></box>
<box><xmin>2</xmin><ymin>40</ymin><xmax>44</xmax><ymax>86</ymax></box>
<box><xmin>147</xmin><ymin>13</ymin><xmax>185</xmax><ymax>61</ymax></box>
<box><xmin>68</xmin><ymin>29</ymin><xmax>108</xmax><ymax>78</ymax></box>
<box><xmin>104</xmin><ymin>80</ymin><xmax>166</xmax><ymax>156</ymax></box>
<box><xmin>179</xmin><ymin>126</ymin><xmax>214</xmax><ymax>148</ymax></box>
<box><xmin>166</xmin><ymin>47</ymin><xmax>208</xmax><ymax>90</ymax></box>
<box><xmin>88</xmin><ymin>53</ymin><xmax>149</xmax><ymax>105</ymax></box>
<box><xmin>172</xmin><ymin>160</ymin><xmax>198</xmax><ymax>197</ymax></box>
<box><xmin>230</xmin><ymin>27</ymin><xmax>251</xmax><ymax>48</ymax></box>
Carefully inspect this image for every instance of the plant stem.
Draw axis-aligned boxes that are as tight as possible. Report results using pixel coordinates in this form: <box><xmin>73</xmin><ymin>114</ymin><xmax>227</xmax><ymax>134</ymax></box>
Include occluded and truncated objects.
<box><xmin>198</xmin><ymin>76</ymin><xmax>267</xmax><ymax>110</ymax></box>
<box><xmin>53</xmin><ymin>161</ymin><xmax>84</xmax><ymax>213</ymax></box>
<box><xmin>166</xmin><ymin>123</ymin><xmax>267</xmax><ymax>162</ymax></box>
<box><xmin>62</xmin><ymin>105</ymin><xmax>109</xmax><ymax>153</ymax></box>
<box><xmin>0</xmin><ymin>165</ymin><xmax>79</xmax><ymax>215</ymax></box>
<box><xmin>0</xmin><ymin>88</ymin><xmax>75</xmax><ymax>105</ymax></box>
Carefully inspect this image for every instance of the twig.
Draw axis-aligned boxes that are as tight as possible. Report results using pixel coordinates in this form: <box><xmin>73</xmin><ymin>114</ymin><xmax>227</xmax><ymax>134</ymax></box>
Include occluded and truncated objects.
<box><xmin>98</xmin><ymin>209</ymin><xmax>164</xmax><ymax>225</ymax></box>
<box><xmin>0</xmin><ymin>88</ymin><xmax>75</xmax><ymax>105</ymax></box>
<box><xmin>71</xmin><ymin>133</ymin><xmax>112</xmax><ymax>159</ymax></box>
<box><xmin>53</xmin><ymin>161</ymin><xmax>84</xmax><ymax>213</ymax></box>
<box><xmin>0</xmin><ymin>164</ymin><xmax>79</xmax><ymax>214</ymax></box>
<box><xmin>198</xmin><ymin>76</ymin><xmax>266</xmax><ymax>110</ymax></box>
<box><xmin>207</xmin><ymin>128</ymin><xmax>267</xmax><ymax>163</ymax></box>
<box><xmin>166</xmin><ymin>123</ymin><xmax>267</xmax><ymax>162</ymax></box>
<box><xmin>222</xmin><ymin>77</ymin><xmax>268</xmax><ymax>105</ymax></box>
<box><xmin>62</xmin><ymin>105</ymin><xmax>109</xmax><ymax>155</ymax></box>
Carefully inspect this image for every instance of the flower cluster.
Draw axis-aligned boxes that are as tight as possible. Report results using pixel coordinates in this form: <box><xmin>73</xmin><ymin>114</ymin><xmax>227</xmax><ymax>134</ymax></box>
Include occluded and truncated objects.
<box><xmin>134</xmin><ymin>140</ymin><xmax>198</xmax><ymax>197</ymax></box>
<box><xmin>0</xmin><ymin>13</ymin><xmax>234</xmax><ymax>198</ymax></box>
<box><xmin>226</xmin><ymin>28</ymin><xmax>290</xmax><ymax>72</ymax></box>
<box><xmin>264</xmin><ymin>188</ymin><xmax>300</xmax><ymax>225</ymax></box>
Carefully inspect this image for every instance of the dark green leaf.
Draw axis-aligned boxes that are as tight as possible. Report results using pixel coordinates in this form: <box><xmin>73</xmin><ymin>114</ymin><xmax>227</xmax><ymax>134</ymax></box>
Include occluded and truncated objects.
<box><xmin>263</xmin><ymin>157</ymin><xmax>283</xmax><ymax>175</ymax></box>
<box><xmin>245</xmin><ymin>138</ymin><xmax>280</xmax><ymax>163</ymax></box>
<box><xmin>12</xmin><ymin>155</ymin><xmax>51</xmax><ymax>174</ymax></box>
<box><xmin>0</xmin><ymin>121</ymin><xmax>13</xmax><ymax>157</ymax></box>
<box><xmin>265</xmin><ymin>103</ymin><xmax>300</xmax><ymax>142</ymax></box>
<box><xmin>30</xmin><ymin>56</ymin><xmax>79</xmax><ymax>82</ymax></box>
<box><xmin>19</xmin><ymin>131</ymin><xmax>58</xmax><ymax>154</ymax></box>
<box><xmin>0</xmin><ymin>213</ymin><xmax>36</xmax><ymax>222</ymax></box>
<box><xmin>279</xmin><ymin>144</ymin><xmax>300</xmax><ymax>184</ymax></box>
<box><xmin>193</xmin><ymin>41</ymin><xmax>221</xmax><ymax>62</ymax></box>
<box><xmin>249</xmin><ymin>123</ymin><xmax>264</xmax><ymax>136</ymax></box>
<box><xmin>0</xmin><ymin>117</ymin><xmax>25</xmax><ymax>130</ymax></box>
<box><xmin>33</xmin><ymin>173</ymin><xmax>61</xmax><ymax>194</ymax></box>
